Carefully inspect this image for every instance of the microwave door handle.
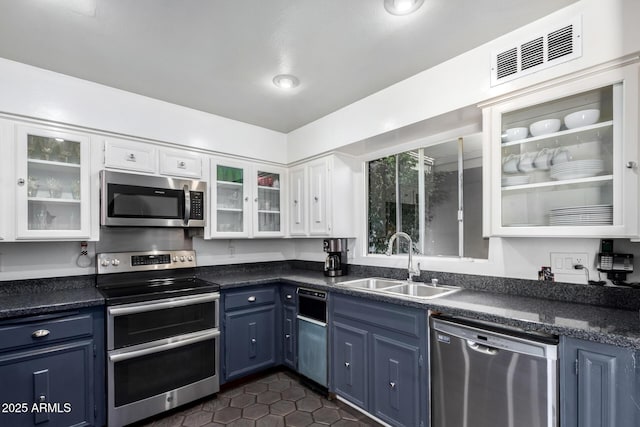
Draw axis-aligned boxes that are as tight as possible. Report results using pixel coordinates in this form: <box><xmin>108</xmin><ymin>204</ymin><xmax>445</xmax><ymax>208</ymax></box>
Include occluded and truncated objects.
<box><xmin>183</xmin><ymin>185</ymin><xmax>191</xmax><ymax>226</ymax></box>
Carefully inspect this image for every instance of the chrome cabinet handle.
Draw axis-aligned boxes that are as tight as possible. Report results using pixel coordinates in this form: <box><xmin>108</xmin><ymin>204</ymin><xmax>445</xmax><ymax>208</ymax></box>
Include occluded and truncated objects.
<box><xmin>626</xmin><ymin>161</ymin><xmax>637</xmax><ymax>169</ymax></box>
<box><xmin>389</xmin><ymin>382</ymin><xmax>396</xmax><ymax>389</ymax></box>
<box><xmin>127</xmin><ymin>153</ymin><xmax>136</xmax><ymax>161</ymax></box>
<box><xmin>251</xmin><ymin>338</ymin><xmax>256</xmax><ymax>343</ymax></box>
<box><xmin>285</xmin><ymin>334</ymin><xmax>290</xmax><ymax>339</ymax></box>
<box><xmin>248</xmin><ymin>296</ymin><xmax>256</xmax><ymax>302</ymax></box>
<box><xmin>32</xmin><ymin>329</ymin><xmax>50</xmax><ymax>338</ymax></box>
<box><xmin>178</xmin><ymin>160</ymin><xmax>186</xmax><ymax>168</ymax></box>
<box><xmin>254</xmin><ymin>197</ymin><xmax>258</xmax><ymax>202</ymax></box>
<box><xmin>314</xmin><ymin>196</ymin><xmax>319</xmax><ymax>202</ymax></box>
<box><xmin>293</xmin><ymin>199</ymin><xmax>298</xmax><ymax>204</ymax></box>
<box><xmin>39</xmin><ymin>395</ymin><xmax>46</xmax><ymax>403</ymax></box>
<box><xmin>244</xmin><ymin>196</ymin><xmax>249</xmax><ymax>202</ymax></box>
<box><xmin>344</xmin><ymin>362</ymin><xmax>350</xmax><ymax>367</ymax></box>
<box><xmin>286</xmin><ymin>294</ymin><xmax>292</xmax><ymax>300</ymax></box>
<box><xmin>17</xmin><ymin>178</ymin><xmax>25</xmax><ymax>186</ymax></box>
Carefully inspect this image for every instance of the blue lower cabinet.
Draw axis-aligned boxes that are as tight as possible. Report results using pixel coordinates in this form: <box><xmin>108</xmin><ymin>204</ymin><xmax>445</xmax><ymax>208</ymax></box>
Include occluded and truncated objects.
<box><xmin>330</xmin><ymin>294</ymin><xmax>427</xmax><ymax>427</ymax></box>
<box><xmin>371</xmin><ymin>334</ymin><xmax>420</xmax><ymax>427</ymax></box>
<box><xmin>0</xmin><ymin>307</ymin><xmax>104</xmax><ymax>427</ymax></box>
<box><xmin>282</xmin><ymin>304</ymin><xmax>296</xmax><ymax>369</ymax></box>
<box><xmin>561</xmin><ymin>336</ymin><xmax>639</xmax><ymax>427</ymax></box>
<box><xmin>224</xmin><ymin>303</ymin><xmax>277</xmax><ymax>381</ymax></box>
<box><xmin>332</xmin><ymin>321</ymin><xmax>368</xmax><ymax>408</ymax></box>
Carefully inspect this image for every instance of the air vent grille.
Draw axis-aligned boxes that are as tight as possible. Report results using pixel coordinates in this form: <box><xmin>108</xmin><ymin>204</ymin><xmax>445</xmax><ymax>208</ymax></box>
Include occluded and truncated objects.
<box><xmin>491</xmin><ymin>16</ymin><xmax>582</xmax><ymax>86</ymax></box>
<box><xmin>548</xmin><ymin>24</ymin><xmax>574</xmax><ymax>60</ymax></box>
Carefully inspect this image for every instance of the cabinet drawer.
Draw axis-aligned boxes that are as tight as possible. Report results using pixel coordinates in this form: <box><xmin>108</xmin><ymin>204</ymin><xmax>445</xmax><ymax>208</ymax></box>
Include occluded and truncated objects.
<box><xmin>281</xmin><ymin>285</ymin><xmax>297</xmax><ymax>305</ymax></box>
<box><xmin>105</xmin><ymin>138</ymin><xmax>157</xmax><ymax>172</ymax></box>
<box><xmin>159</xmin><ymin>150</ymin><xmax>202</xmax><ymax>178</ymax></box>
<box><xmin>225</xmin><ymin>287</ymin><xmax>276</xmax><ymax>311</ymax></box>
<box><xmin>333</xmin><ymin>295</ymin><xmax>421</xmax><ymax>338</ymax></box>
<box><xmin>0</xmin><ymin>313</ymin><xmax>93</xmax><ymax>352</ymax></box>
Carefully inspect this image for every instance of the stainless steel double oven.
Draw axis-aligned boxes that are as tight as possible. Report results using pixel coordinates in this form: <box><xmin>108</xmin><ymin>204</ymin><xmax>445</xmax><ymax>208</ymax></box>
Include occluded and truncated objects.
<box><xmin>97</xmin><ymin>250</ymin><xmax>220</xmax><ymax>427</ymax></box>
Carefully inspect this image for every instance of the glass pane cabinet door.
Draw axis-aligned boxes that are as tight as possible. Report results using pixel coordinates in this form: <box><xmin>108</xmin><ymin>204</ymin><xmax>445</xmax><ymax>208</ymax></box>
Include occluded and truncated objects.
<box><xmin>16</xmin><ymin>126</ymin><xmax>91</xmax><ymax>239</ymax></box>
<box><xmin>256</xmin><ymin>170</ymin><xmax>281</xmax><ymax>234</ymax></box>
<box><xmin>215</xmin><ymin>164</ymin><xmax>246</xmax><ymax>234</ymax></box>
<box><xmin>499</xmin><ymin>84</ymin><xmax>617</xmax><ymax>230</ymax></box>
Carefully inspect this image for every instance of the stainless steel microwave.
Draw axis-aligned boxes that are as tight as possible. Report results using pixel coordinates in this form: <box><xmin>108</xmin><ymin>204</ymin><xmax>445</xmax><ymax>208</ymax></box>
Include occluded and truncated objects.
<box><xmin>100</xmin><ymin>170</ymin><xmax>206</xmax><ymax>228</ymax></box>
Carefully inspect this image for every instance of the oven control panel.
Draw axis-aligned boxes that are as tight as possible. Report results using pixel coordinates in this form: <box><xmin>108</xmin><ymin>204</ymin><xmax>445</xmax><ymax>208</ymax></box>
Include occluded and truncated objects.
<box><xmin>97</xmin><ymin>250</ymin><xmax>196</xmax><ymax>273</ymax></box>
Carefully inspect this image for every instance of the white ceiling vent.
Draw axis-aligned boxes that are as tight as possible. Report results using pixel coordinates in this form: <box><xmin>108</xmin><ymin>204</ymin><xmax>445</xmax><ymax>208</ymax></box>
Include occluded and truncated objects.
<box><xmin>491</xmin><ymin>16</ymin><xmax>582</xmax><ymax>86</ymax></box>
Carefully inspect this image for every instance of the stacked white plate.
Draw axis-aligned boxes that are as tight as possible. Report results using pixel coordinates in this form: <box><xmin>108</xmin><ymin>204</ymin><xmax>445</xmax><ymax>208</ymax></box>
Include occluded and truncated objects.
<box><xmin>549</xmin><ymin>204</ymin><xmax>612</xmax><ymax>226</ymax></box>
<box><xmin>550</xmin><ymin>159</ymin><xmax>604</xmax><ymax>180</ymax></box>
<box><xmin>502</xmin><ymin>175</ymin><xmax>530</xmax><ymax>187</ymax></box>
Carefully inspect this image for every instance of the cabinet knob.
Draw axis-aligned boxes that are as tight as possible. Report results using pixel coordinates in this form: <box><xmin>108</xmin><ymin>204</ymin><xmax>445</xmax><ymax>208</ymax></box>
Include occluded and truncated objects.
<box><xmin>17</xmin><ymin>178</ymin><xmax>25</xmax><ymax>186</ymax></box>
<box><xmin>248</xmin><ymin>296</ymin><xmax>256</xmax><ymax>302</ymax></box>
<box><xmin>127</xmin><ymin>153</ymin><xmax>136</xmax><ymax>161</ymax></box>
<box><xmin>293</xmin><ymin>199</ymin><xmax>298</xmax><ymax>204</ymax></box>
<box><xmin>314</xmin><ymin>196</ymin><xmax>319</xmax><ymax>202</ymax></box>
<box><xmin>251</xmin><ymin>338</ymin><xmax>257</xmax><ymax>344</ymax></box>
<box><xmin>178</xmin><ymin>161</ymin><xmax>186</xmax><ymax>168</ymax></box>
<box><xmin>32</xmin><ymin>329</ymin><xmax>50</xmax><ymax>338</ymax></box>
<box><xmin>286</xmin><ymin>294</ymin><xmax>292</xmax><ymax>299</ymax></box>
<box><xmin>389</xmin><ymin>382</ymin><xmax>396</xmax><ymax>389</ymax></box>
<box><xmin>285</xmin><ymin>334</ymin><xmax>291</xmax><ymax>339</ymax></box>
<box><xmin>254</xmin><ymin>197</ymin><xmax>258</xmax><ymax>202</ymax></box>
<box><xmin>626</xmin><ymin>161</ymin><xmax>637</xmax><ymax>169</ymax></box>
<box><xmin>244</xmin><ymin>196</ymin><xmax>249</xmax><ymax>202</ymax></box>
<box><xmin>344</xmin><ymin>362</ymin><xmax>350</xmax><ymax>368</ymax></box>
<box><xmin>39</xmin><ymin>395</ymin><xmax>46</xmax><ymax>403</ymax></box>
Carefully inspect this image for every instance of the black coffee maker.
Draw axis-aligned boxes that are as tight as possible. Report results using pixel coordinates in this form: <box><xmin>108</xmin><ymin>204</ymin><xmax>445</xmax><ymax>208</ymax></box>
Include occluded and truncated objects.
<box><xmin>323</xmin><ymin>238</ymin><xmax>348</xmax><ymax>277</ymax></box>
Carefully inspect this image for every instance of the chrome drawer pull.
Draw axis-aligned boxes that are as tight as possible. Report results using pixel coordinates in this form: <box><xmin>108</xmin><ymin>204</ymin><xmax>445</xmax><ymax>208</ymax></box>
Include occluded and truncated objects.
<box><xmin>248</xmin><ymin>296</ymin><xmax>256</xmax><ymax>302</ymax></box>
<box><xmin>344</xmin><ymin>362</ymin><xmax>350</xmax><ymax>368</ymax></box>
<box><xmin>32</xmin><ymin>329</ymin><xmax>50</xmax><ymax>338</ymax></box>
<box><xmin>389</xmin><ymin>382</ymin><xmax>396</xmax><ymax>389</ymax></box>
<box><xmin>286</xmin><ymin>294</ymin><xmax>292</xmax><ymax>300</ymax></box>
<box><xmin>285</xmin><ymin>334</ymin><xmax>291</xmax><ymax>339</ymax></box>
<box><xmin>251</xmin><ymin>338</ymin><xmax>257</xmax><ymax>344</ymax></box>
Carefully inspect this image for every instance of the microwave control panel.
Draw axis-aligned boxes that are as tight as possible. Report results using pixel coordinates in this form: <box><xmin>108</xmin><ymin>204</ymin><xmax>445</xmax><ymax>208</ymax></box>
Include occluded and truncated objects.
<box><xmin>190</xmin><ymin>191</ymin><xmax>204</xmax><ymax>219</ymax></box>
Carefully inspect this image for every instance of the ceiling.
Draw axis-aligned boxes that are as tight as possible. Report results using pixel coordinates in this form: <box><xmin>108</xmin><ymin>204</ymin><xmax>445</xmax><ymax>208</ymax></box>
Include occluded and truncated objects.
<box><xmin>0</xmin><ymin>0</ymin><xmax>578</xmax><ymax>133</ymax></box>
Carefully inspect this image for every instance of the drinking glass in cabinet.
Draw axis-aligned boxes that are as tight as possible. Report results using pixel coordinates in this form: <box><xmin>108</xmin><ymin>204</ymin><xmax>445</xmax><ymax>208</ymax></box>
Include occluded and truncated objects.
<box><xmin>499</xmin><ymin>84</ymin><xmax>616</xmax><ymax>227</ymax></box>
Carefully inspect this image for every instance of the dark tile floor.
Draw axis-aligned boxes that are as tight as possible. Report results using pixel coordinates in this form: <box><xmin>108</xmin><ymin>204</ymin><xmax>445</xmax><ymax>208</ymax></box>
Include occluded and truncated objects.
<box><xmin>138</xmin><ymin>370</ymin><xmax>383</xmax><ymax>427</ymax></box>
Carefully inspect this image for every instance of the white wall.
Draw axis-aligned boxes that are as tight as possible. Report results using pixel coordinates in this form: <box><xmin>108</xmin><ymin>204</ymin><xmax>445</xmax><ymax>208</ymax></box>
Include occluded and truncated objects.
<box><xmin>0</xmin><ymin>58</ymin><xmax>288</xmax><ymax>164</ymax></box>
<box><xmin>287</xmin><ymin>0</ymin><xmax>640</xmax><ymax>162</ymax></box>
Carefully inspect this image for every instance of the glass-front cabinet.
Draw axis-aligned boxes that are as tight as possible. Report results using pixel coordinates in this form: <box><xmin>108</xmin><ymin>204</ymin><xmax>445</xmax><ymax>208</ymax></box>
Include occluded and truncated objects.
<box><xmin>485</xmin><ymin>66</ymin><xmax>638</xmax><ymax>237</ymax></box>
<box><xmin>15</xmin><ymin>125</ymin><xmax>91</xmax><ymax>239</ymax></box>
<box><xmin>209</xmin><ymin>158</ymin><xmax>285</xmax><ymax>238</ymax></box>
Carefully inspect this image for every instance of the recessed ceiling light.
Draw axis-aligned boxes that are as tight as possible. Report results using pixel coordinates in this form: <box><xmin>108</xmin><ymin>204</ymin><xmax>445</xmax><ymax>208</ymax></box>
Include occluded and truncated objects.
<box><xmin>273</xmin><ymin>74</ymin><xmax>300</xmax><ymax>90</ymax></box>
<box><xmin>384</xmin><ymin>0</ymin><xmax>424</xmax><ymax>16</ymax></box>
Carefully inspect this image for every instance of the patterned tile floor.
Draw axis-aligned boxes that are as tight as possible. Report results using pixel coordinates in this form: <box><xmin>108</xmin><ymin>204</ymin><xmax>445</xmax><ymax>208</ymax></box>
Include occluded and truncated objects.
<box><xmin>137</xmin><ymin>370</ymin><xmax>383</xmax><ymax>427</ymax></box>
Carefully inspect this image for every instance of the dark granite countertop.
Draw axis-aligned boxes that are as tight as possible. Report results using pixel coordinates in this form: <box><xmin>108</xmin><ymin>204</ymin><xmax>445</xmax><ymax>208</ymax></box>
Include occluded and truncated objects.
<box><xmin>0</xmin><ymin>275</ymin><xmax>104</xmax><ymax>319</ymax></box>
<box><xmin>1</xmin><ymin>267</ymin><xmax>639</xmax><ymax>350</ymax></box>
<box><xmin>197</xmin><ymin>269</ymin><xmax>640</xmax><ymax>349</ymax></box>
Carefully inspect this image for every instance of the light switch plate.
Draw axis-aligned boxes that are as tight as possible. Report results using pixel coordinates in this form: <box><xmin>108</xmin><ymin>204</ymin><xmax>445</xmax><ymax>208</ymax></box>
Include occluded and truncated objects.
<box><xmin>550</xmin><ymin>252</ymin><xmax>589</xmax><ymax>275</ymax></box>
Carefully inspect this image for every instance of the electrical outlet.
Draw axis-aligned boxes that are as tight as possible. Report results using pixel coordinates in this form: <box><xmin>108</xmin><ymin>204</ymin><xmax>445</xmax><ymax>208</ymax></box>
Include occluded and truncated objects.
<box><xmin>550</xmin><ymin>252</ymin><xmax>589</xmax><ymax>275</ymax></box>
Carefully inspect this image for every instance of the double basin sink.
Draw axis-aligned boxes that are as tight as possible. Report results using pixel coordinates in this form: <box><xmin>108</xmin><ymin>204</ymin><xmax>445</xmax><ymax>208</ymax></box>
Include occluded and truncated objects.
<box><xmin>338</xmin><ymin>277</ymin><xmax>459</xmax><ymax>299</ymax></box>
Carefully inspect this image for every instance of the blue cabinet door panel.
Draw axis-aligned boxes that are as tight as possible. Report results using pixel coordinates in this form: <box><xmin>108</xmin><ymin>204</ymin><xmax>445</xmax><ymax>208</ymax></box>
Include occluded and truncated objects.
<box><xmin>372</xmin><ymin>334</ymin><xmax>420</xmax><ymax>427</ymax></box>
<box><xmin>332</xmin><ymin>321</ymin><xmax>368</xmax><ymax>408</ymax></box>
<box><xmin>0</xmin><ymin>340</ymin><xmax>94</xmax><ymax>427</ymax></box>
<box><xmin>283</xmin><ymin>305</ymin><xmax>296</xmax><ymax>369</ymax></box>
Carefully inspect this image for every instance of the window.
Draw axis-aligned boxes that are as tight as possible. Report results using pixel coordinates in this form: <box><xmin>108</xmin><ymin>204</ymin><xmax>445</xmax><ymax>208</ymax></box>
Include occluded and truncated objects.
<box><xmin>367</xmin><ymin>137</ymin><xmax>488</xmax><ymax>259</ymax></box>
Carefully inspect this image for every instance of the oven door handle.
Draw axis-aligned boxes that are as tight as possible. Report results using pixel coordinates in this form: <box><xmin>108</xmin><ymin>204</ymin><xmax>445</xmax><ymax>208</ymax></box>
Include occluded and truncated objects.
<box><xmin>109</xmin><ymin>330</ymin><xmax>220</xmax><ymax>363</ymax></box>
<box><xmin>108</xmin><ymin>293</ymin><xmax>219</xmax><ymax>317</ymax></box>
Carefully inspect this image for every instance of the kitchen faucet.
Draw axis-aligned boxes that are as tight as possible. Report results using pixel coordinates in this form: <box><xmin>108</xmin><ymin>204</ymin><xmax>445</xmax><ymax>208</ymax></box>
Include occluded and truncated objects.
<box><xmin>385</xmin><ymin>232</ymin><xmax>421</xmax><ymax>282</ymax></box>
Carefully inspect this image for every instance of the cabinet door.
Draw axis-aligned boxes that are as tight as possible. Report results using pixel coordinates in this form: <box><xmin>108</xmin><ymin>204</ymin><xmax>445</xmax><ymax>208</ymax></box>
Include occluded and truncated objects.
<box><xmin>104</xmin><ymin>137</ymin><xmax>157</xmax><ymax>173</ymax></box>
<box><xmin>159</xmin><ymin>149</ymin><xmax>202</xmax><ymax>179</ymax></box>
<box><xmin>0</xmin><ymin>340</ymin><xmax>95</xmax><ymax>427</ymax></box>
<box><xmin>224</xmin><ymin>305</ymin><xmax>277</xmax><ymax>381</ymax></box>
<box><xmin>487</xmin><ymin>67</ymin><xmax>639</xmax><ymax>237</ymax></box>
<box><xmin>253</xmin><ymin>166</ymin><xmax>285</xmax><ymax>237</ymax></box>
<box><xmin>289</xmin><ymin>167</ymin><xmax>307</xmax><ymax>236</ymax></box>
<box><xmin>371</xmin><ymin>334</ymin><xmax>420</xmax><ymax>427</ymax></box>
<box><xmin>561</xmin><ymin>337</ymin><xmax>639</xmax><ymax>427</ymax></box>
<box><xmin>210</xmin><ymin>159</ymin><xmax>251</xmax><ymax>238</ymax></box>
<box><xmin>15</xmin><ymin>125</ymin><xmax>92</xmax><ymax>239</ymax></box>
<box><xmin>309</xmin><ymin>160</ymin><xmax>329</xmax><ymax>235</ymax></box>
<box><xmin>332</xmin><ymin>321</ymin><xmax>368</xmax><ymax>409</ymax></box>
<box><xmin>282</xmin><ymin>305</ymin><xmax>296</xmax><ymax>369</ymax></box>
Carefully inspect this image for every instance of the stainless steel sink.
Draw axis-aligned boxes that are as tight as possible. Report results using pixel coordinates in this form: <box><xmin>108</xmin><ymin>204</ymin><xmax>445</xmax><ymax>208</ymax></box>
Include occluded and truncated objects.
<box><xmin>338</xmin><ymin>277</ymin><xmax>459</xmax><ymax>299</ymax></box>
<box><xmin>380</xmin><ymin>283</ymin><xmax>459</xmax><ymax>299</ymax></box>
<box><xmin>338</xmin><ymin>277</ymin><xmax>406</xmax><ymax>290</ymax></box>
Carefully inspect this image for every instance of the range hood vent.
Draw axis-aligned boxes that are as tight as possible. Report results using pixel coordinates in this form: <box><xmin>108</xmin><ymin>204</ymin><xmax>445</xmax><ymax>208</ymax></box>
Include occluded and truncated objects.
<box><xmin>491</xmin><ymin>16</ymin><xmax>582</xmax><ymax>86</ymax></box>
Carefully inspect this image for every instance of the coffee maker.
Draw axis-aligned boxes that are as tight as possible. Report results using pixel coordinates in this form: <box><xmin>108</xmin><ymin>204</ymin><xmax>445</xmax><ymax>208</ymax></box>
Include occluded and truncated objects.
<box><xmin>323</xmin><ymin>238</ymin><xmax>348</xmax><ymax>277</ymax></box>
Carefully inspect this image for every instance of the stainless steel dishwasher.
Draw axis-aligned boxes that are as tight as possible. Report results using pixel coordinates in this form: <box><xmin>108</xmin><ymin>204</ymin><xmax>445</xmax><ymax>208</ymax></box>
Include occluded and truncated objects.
<box><xmin>297</xmin><ymin>288</ymin><xmax>327</xmax><ymax>388</ymax></box>
<box><xmin>430</xmin><ymin>315</ymin><xmax>559</xmax><ymax>427</ymax></box>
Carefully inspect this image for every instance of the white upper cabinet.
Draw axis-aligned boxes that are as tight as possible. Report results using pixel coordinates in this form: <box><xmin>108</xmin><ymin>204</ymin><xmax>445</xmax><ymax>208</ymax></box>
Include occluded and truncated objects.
<box><xmin>483</xmin><ymin>65</ymin><xmax>639</xmax><ymax>238</ymax></box>
<box><xmin>208</xmin><ymin>157</ymin><xmax>286</xmax><ymax>238</ymax></box>
<box><xmin>104</xmin><ymin>138</ymin><xmax>157</xmax><ymax>173</ymax></box>
<box><xmin>104</xmin><ymin>138</ymin><xmax>202</xmax><ymax>179</ymax></box>
<box><xmin>287</xmin><ymin>155</ymin><xmax>357</xmax><ymax>238</ymax></box>
<box><xmin>159</xmin><ymin>149</ymin><xmax>202</xmax><ymax>179</ymax></box>
<box><xmin>15</xmin><ymin>125</ymin><xmax>92</xmax><ymax>240</ymax></box>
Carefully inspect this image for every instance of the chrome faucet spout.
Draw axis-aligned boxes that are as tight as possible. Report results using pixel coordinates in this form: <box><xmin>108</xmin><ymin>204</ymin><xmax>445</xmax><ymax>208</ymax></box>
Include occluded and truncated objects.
<box><xmin>385</xmin><ymin>232</ymin><xmax>420</xmax><ymax>281</ymax></box>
